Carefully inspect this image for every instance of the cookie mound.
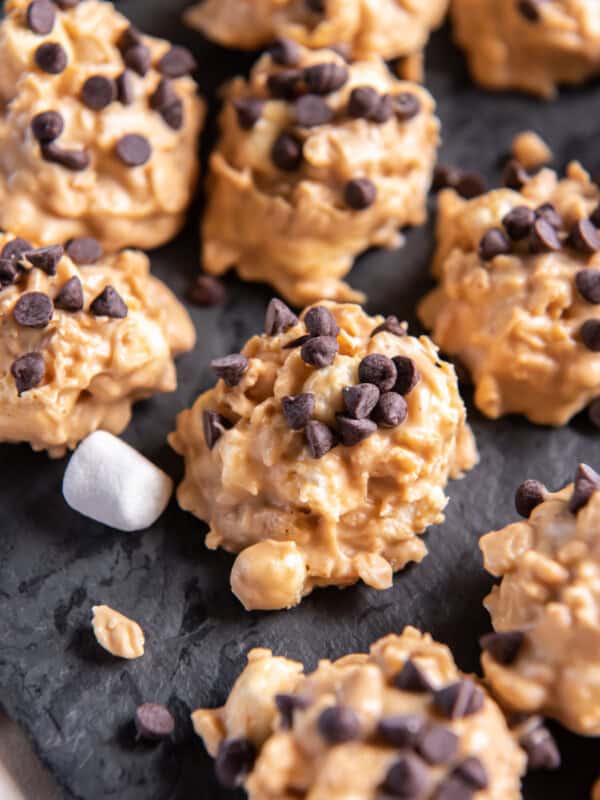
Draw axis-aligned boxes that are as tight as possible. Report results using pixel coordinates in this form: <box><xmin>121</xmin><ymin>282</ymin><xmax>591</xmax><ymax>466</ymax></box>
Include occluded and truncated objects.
<box><xmin>193</xmin><ymin>626</ymin><xmax>526</xmax><ymax>798</ymax></box>
<box><xmin>0</xmin><ymin>232</ymin><xmax>195</xmax><ymax>457</ymax></box>
<box><xmin>0</xmin><ymin>0</ymin><xmax>204</xmax><ymax>251</ymax></box>
<box><xmin>169</xmin><ymin>300</ymin><xmax>476</xmax><ymax>611</ymax></box>
<box><xmin>201</xmin><ymin>42</ymin><xmax>439</xmax><ymax>305</ymax></box>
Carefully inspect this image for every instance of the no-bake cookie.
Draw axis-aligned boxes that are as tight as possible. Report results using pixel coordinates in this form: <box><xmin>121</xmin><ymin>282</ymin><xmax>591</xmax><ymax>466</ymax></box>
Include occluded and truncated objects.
<box><xmin>0</xmin><ymin>232</ymin><xmax>195</xmax><ymax>457</ymax></box>
<box><xmin>169</xmin><ymin>300</ymin><xmax>476</xmax><ymax>611</ymax></box>
<box><xmin>452</xmin><ymin>0</ymin><xmax>600</xmax><ymax>98</ymax></box>
<box><xmin>0</xmin><ymin>0</ymin><xmax>204</xmax><ymax>251</ymax></box>
<box><xmin>193</xmin><ymin>626</ymin><xmax>526</xmax><ymax>798</ymax></box>
<box><xmin>480</xmin><ymin>464</ymin><xmax>600</xmax><ymax>736</ymax></box>
<box><xmin>201</xmin><ymin>43</ymin><xmax>439</xmax><ymax>305</ymax></box>
<box><xmin>419</xmin><ymin>161</ymin><xmax>600</xmax><ymax>427</ymax></box>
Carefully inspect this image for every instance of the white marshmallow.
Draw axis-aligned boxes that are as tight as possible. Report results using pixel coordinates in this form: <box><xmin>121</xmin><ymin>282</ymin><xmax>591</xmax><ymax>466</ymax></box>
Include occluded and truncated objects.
<box><xmin>62</xmin><ymin>431</ymin><xmax>173</xmax><ymax>532</ymax></box>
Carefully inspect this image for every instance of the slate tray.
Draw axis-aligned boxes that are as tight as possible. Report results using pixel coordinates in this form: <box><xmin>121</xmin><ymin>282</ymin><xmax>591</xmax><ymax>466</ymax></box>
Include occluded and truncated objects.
<box><xmin>2</xmin><ymin>2</ymin><xmax>600</xmax><ymax>798</ymax></box>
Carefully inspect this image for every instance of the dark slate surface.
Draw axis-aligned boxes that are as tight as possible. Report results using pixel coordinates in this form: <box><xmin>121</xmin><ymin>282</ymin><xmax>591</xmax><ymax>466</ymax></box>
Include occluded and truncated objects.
<box><xmin>1</xmin><ymin>2</ymin><xmax>600</xmax><ymax>798</ymax></box>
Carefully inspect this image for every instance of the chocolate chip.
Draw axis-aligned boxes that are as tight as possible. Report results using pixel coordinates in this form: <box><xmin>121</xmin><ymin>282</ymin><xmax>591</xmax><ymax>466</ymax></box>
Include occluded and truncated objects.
<box><xmin>295</xmin><ymin>94</ymin><xmax>333</xmax><ymax>127</ymax></box>
<box><xmin>358</xmin><ymin>353</ymin><xmax>397</xmax><ymax>392</ymax></box>
<box><xmin>14</xmin><ymin>292</ymin><xmax>53</xmax><ymax>328</ymax></box>
<box><xmin>116</xmin><ymin>134</ymin><xmax>152</xmax><ymax>167</ymax></box>
<box><xmin>81</xmin><ymin>75</ymin><xmax>116</xmax><ymax>110</ymax></box>
<box><xmin>150</xmin><ymin>79</ymin><xmax>184</xmax><ymax>129</ymax></box>
<box><xmin>576</xmin><ymin>269</ymin><xmax>600</xmax><ymax>304</ymax></box>
<box><xmin>31</xmin><ymin>110</ymin><xmax>64</xmax><ymax>142</ymax></box>
<box><xmin>305</xmin><ymin>419</ymin><xmax>336</xmax><ymax>458</ymax></box>
<box><xmin>455</xmin><ymin>171</ymin><xmax>487</xmax><ymax>199</ymax></box>
<box><xmin>367</xmin><ymin>93</ymin><xmax>393</xmax><ymax>124</ymax></box>
<box><xmin>267</xmin><ymin>69</ymin><xmax>303</xmax><ymax>99</ymax></box>
<box><xmin>275</xmin><ymin>693</ymin><xmax>309</xmax><ymax>729</ymax></box>
<box><xmin>570</xmin><ymin>218</ymin><xmax>600</xmax><ymax>254</ymax></box>
<box><xmin>529</xmin><ymin>217</ymin><xmax>561</xmax><ymax>253</ymax></box>
<box><xmin>591</xmin><ymin>203</ymin><xmax>600</xmax><ymax>228</ymax></box>
<box><xmin>24</xmin><ymin>245</ymin><xmax>64</xmax><ymax>275</ymax></box>
<box><xmin>11</xmin><ymin>352</ymin><xmax>45</xmax><ymax>395</ymax></box>
<box><xmin>160</xmin><ymin>99</ymin><xmax>184</xmax><ymax>130</ymax></box>
<box><xmin>116</xmin><ymin>71</ymin><xmax>135</xmax><ymax>105</ymax></box>
<box><xmin>41</xmin><ymin>143</ymin><xmax>90</xmax><ymax>171</ymax></box>
<box><xmin>187</xmin><ymin>274</ymin><xmax>225</xmax><ymax>306</ymax></box>
<box><xmin>284</xmin><ymin>334</ymin><xmax>311</xmax><ymax>349</ymax></box>
<box><xmin>515</xmin><ymin>479</ymin><xmax>546</xmax><ymax>517</ymax></box>
<box><xmin>480</xmin><ymin>630</ymin><xmax>524</xmax><ymax>665</ymax></box>
<box><xmin>568</xmin><ymin>463</ymin><xmax>600</xmax><ymax>514</ymax></box>
<box><xmin>588</xmin><ymin>397</ymin><xmax>600</xmax><ymax>428</ymax></box>
<box><xmin>282</xmin><ymin>393</ymin><xmax>315</xmax><ymax>429</ymax></box>
<box><xmin>123</xmin><ymin>43</ymin><xmax>151</xmax><ymax>76</ymax></box>
<box><xmin>2</xmin><ymin>238</ymin><xmax>32</xmax><ymax>261</ymax></box>
<box><xmin>317</xmin><ymin>705</ymin><xmax>360</xmax><ymax>744</ymax></box>
<box><xmin>215</xmin><ymin>738</ymin><xmax>256</xmax><ymax>788</ymax></box>
<box><xmin>343</xmin><ymin>384</ymin><xmax>380</xmax><ymax>419</ymax></box>
<box><xmin>502</xmin><ymin>158</ymin><xmax>529</xmax><ymax>190</ymax></box>
<box><xmin>265</xmin><ymin>298</ymin><xmax>299</xmax><ymax>335</ymax></box>
<box><xmin>54</xmin><ymin>276</ymin><xmax>84</xmax><ymax>311</ymax></box>
<box><xmin>433</xmin><ymin>775</ymin><xmax>475</xmax><ymax>800</ymax></box>
<box><xmin>517</xmin><ymin>0</ymin><xmax>543</xmax><ymax>22</ymax></box>
<box><xmin>581</xmin><ymin>319</ymin><xmax>600</xmax><ymax>351</ymax></box>
<box><xmin>348</xmin><ymin>86</ymin><xmax>379</xmax><ymax>119</ymax></box>
<box><xmin>54</xmin><ymin>0</ymin><xmax>79</xmax><ymax>7</ymax></box>
<box><xmin>392</xmin><ymin>355</ymin><xmax>420</xmax><ymax>395</ymax></box>
<box><xmin>432</xmin><ymin>164</ymin><xmax>463</xmax><ymax>193</ymax></box>
<box><xmin>90</xmin><ymin>285</ymin><xmax>128</xmax><ymax>318</ymax></box>
<box><xmin>301</xmin><ymin>335</ymin><xmax>339</xmax><ymax>367</ymax></box>
<box><xmin>134</xmin><ymin>703</ymin><xmax>175</xmax><ymax>740</ymax></box>
<box><xmin>34</xmin><ymin>41</ymin><xmax>67</xmax><ymax>74</ymax></box>
<box><xmin>117</xmin><ymin>26</ymin><xmax>143</xmax><ymax>52</ymax></box>
<box><xmin>345</xmin><ymin>178</ymin><xmax>377</xmax><ymax>210</ymax></box>
<box><xmin>381</xmin><ymin>753</ymin><xmax>430</xmax><ymax>798</ymax></box>
<box><xmin>453</xmin><ymin>757</ymin><xmax>488</xmax><ymax>789</ymax></box>
<box><xmin>372</xmin><ymin>392</ymin><xmax>408</xmax><ymax>428</ymax></box>
<box><xmin>393</xmin><ymin>92</ymin><xmax>421</xmax><ymax>121</ymax></box>
<box><xmin>535</xmin><ymin>203</ymin><xmax>562</xmax><ymax>229</ymax></box>
<box><xmin>304</xmin><ymin>305</ymin><xmax>339</xmax><ymax>337</ymax></box>
<box><xmin>271</xmin><ymin>132</ymin><xmax>303</xmax><ymax>171</ymax></box>
<box><xmin>305</xmin><ymin>0</ymin><xmax>325</xmax><ymax>11</ymax></box>
<box><xmin>268</xmin><ymin>37</ymin><xmax>301</xmax><ymax>66</ymax></box>
<box><xmin>377</xmin><ymin>714</ymin><xmax>425</xmax><ymax>748</ymax></box>
<box><xmin>26</xmin><ymin>0</ymin><xmax>55</xmax><ymax>35</ymax></box>
<box><xmin>503</xmin><ymin>205</ymin><xmax>535</xmax><ymax>240</ymax></box>
<box><xmin>371</xmin><ymin>316</ymin><xmax>406</xmax><ymax>338</ymax></box>
<box><xmin>433</xmin><ymin>680</ymin><xmax>484</xmax><ymax>720</ymax></box>
<box><xmin>0</xmin><ymin>259</ymin><xmax>19</xmax><ymax>286</ymax></box>
<box><xmin>203</xmin><ymin>410</ymin><xmax>231</xmax><ymax>450</ymax></box>
<box><xmin>303</xmin><ymin>62</ymin><xmax>348</xmax><ymax>94</ymax></box>
<box><xmin>520</xmin><ymin>725</ymin><xmax>561</xmax><ymax>770</ymax></box>
<box><xmin>158</xmin><ymin>46</ymin><xmax>197</xmax><ymax>78</ymax></box>
<box><xmin>394</xmin><ymin>658</ymin><xmax>433</xmax><ymax>692</ymax></box>
<box><xmin>479</xmin><ymin>227</ymin><xmax>511</xmax><ymax>261</ymax></box>
<box><xmin>66</xmin><ymin>237</ymin><xmax>102</xmax><ymax>264</ymax></box>
<box><xmin>233</xmin><ymin>98</ymin><xmax>264</xmax><ymax>130</ymax></box>
<box><xmin>337</xmin><ymin>416</ymin><xmax>377</xmax><ymax>445</ymax></box>
<box><xmin>211</xmin><ymin>354</ymin><xmax>249</xmax><ymax>387</ymax></box>
<box><xmin>417</xmin><ymin>724</ymin><xmax>459</xmax><ymax>764</ymax></box>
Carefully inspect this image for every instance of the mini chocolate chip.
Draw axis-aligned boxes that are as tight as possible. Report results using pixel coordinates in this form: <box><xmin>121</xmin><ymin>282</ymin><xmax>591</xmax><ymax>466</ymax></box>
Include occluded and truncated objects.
<box><xmin>432</xmin><ymin>164</ymin><xmax>463</xmax><ymax>193</ymax></box>
<box><xmin>377</xmin><ymin>714</ymin><xmax>425</xmax><ymax>748</ymax></box>
<box><xmin>31</xmin><ymin>110</ymin><xmax>64</xmax><ymax>142</ymax></box>
<box><xmin>591</xmin><ymin>203</ymin><xmax>600</xmax><ymax>228</ymax></box>
<box><xmin>479</xmin><ymin>227</ymin><xmax>511</xmax><ymax>261</ymax></box>
<box><xmin>14</xmin><ymin>292</ymin><xmax>53</xmax><ymax>328</ymax></box>
<box><xmin>518</xmin><ymin>0</ymin><xmax>543</xmax><ymax>22</ymax></box>
<box><xmin>268</xmin><ymin>37</ymin><xmax>301</xmax><ymax>67</ymax></box>
<box><xmin>267</xmin><ymin>69</ymin><xmax>303</xmax><ymax>99</ymax></box>
<box><xmin>317</xmin><ymin>705</ymin><xmax>361</xmax><ymax>744</ymax></box>
<box><xmin>455</xmin><ymin>171</ymin><xmax>487</xmax><ymax>199</ymax></box>
<box><xmin>371</xmin><ymin>315</ymin><xmax>406</xmax><ymax>338</ymax></box>
<box><xmin>275</xmin><ymin>693</ymin><xmax>310</xmax><ymax>729</ymax></box>
<box><xmin>34</xmin><ymin>41</ymin><xmax>67</xmax><ymax>74</ymax></box>
<box><xmin>343</xmin><ymin>383</ymin><xmax>380</xmax><ymax>419</ymax></box>
<box><xmin>304</xmin><ymin>305</ymin><xmax>339</xmax><ymax>337</ymax></box>
<box><xmin>303</xmin><ymin>62</ymin><xmax>348</xmax><ymax>94</ymax></box>
<box><xmin>116</xmin><ymin>134</ymin><xmax>152</xmax><ymax>167</ymax></box>
<box><xmin>187</xmin><ymin>275</ymin><xmax>225</xmax><ymax>306</ymax></box>
<box><xmin>271</xmin><ymin>132</ymin><xmax>303</xmax><ymax>171</ymax></box>
<box><xmin>27</xmin><ymin>0</ymin><xmax>55</xmax><ymax>35</ymax></box>
<box><xmin>368</xmin><ymin>94</ymin><xmax>393</xmax><ymax>124</ymax></box>
<box><xmin>372</xmin><ymin>392</ymin><xmax>408</xmax><ymax>428</ymax></box>
<box><xmin>305</xmin><ymin>419</ymin><xmax>336</xmax><ymax>458</ymax></box>
<box><xmin>382</xmin><ymin>753</ymin><xmax>430</xmax><ymax>798</ymax></box>
<box><xmin>503</xmin><ymin>205</ymin><xmax>535</xmax><ymax>240</ymax></box>
<box><xmin>160</xmin><ymin>99</ymin><xmax>184</xmax><ymax>130</ymax></box>
<box><xmin>54</xmin><ymin>276</ymin><xmax>84</xmax><ymax>311</ymax></box>
<box><xmin>358</xmin><ymin>353</ymin><xmax>397</xmax><ymax>392</ymax></box>
<box><xmin>2</xmin><ymin>238</ymin><xmax>32</xmax><ymax>261</ymax></box>
<box><xmin>24</xmin><ymin>244</ymin><xmax>64</xmax><ymax>275</ymax></box>
<box><xmin>453</xmin><ymin>757</ymin><xmax>488</xmax><ymax>790</ymax></box>
<box><xmin>515</xmin><ymin>479</ymin><xmax>546</xmax><ymax>517</ymax></box>
<box><xmin>535</xmin><ymin>203</ymin><xmax>562</xmax><ymax>229</ymax></box>
<box><xmin>203</xmin><ymin>410</ymin><xmax>232</xmax><ymax>450</ymax></box>
<box><xmin>215</xmin><ymin>738</ymin><xmax>256</xmax><ymax>788</ymax></box>
<box><xmin>158</xmin><ymin>46</ymin><xmax>197</xmax><ymax>78</ymax></box>
<box><xmin>134</xmin><ymin>703</ymin><xmax>175</xmax><ymax>740</ymax></box>
<box><xmin>211</xmin><ymin>354</ymin><xmax>249</xmax><ymax>387</ymax></box>
<box><xmin>434</xmin><ymin>775</ymin><xmax>475</xmax><ymax>800</ymax></box>
<box><xmin>519</xmin><ymin>724</ymin><xmax>561</xmax><ymax>770</ymax></box>
<box><xmin>348</xmin><ymin>86</ymin><xmax>379</xmax><ymax>119</ymax></box>
<box><xmin>393</xmin><ymin>92</ymin><xmax>421</xmax><ymax>121</ymax></box>
<box><xmin>568</xmin><ymin>463</ymin><xmax>600</xmax><ymax>513</ymax></box>
<box><xmin>233</xmin><ymin>98</ymin><xmax>264</xmax><ymax>130</ymax></box>
<box><xmin>151</xmin><ymin>78</ymin><xmax>177</xmax><ymax>111</ymax></box>
<box><xmin>116</xmin><ymin>71</ymin><xmax>135</xmax><ymax>105</ymax></box>
<box><xmin>502</xmin><ymin>158</ymin><xmax>529</xmax><ymax>190</ymax></box>
<box><xmin>265</xmin><ymin>298</ymin><xmax>299</xmax><ymax>335</ymax></box>
<box><xmin>345</xmin><ymin>178</ymin><xmax>377</xmax><ymax>210</ymax></box>
<box><xmin>589</xmin><ymin>397</ymin><xmax>600</xmax><ymax>428</ymax></box>
<box><xmin>0</xmin><ymin>259</ymin><xmax>19</xmax><ymax>286</ymax></box>
<box><xmin>576</xmin><ymin>269</ymin><xmax>600</xmax><ymax>303</ymax></box>
<box><xmin>433</xmin><ymin>680</ymin><xmax>484</xmax><ymax>720</ymax></box>
<box><xmin>41</xmin><ymin>143</ymin><xmax>90</xmax><ymax>171</ymax></box>
<box><xmin>11</xmin><ymin>352</ymin><xmax>45</xmax><ymax>395</ymax></box>
<box><xmin>581</xmin><ymin>319</ymin><xmax>600</xmax><ymax>351</ymax></box>
<box><xmin>66</xmin><ymin>237</ymin><xmax>102</xmax><ymax>264</ymax></box>
<box><xmin>81</xmin><ymin>75</ymin><xmax>116</xmax><ymax>110</ymax></box>
<box><xmin>301</xmin><ymin>335</ymin><xmax>339</xmax><ymax>367</ymax></box>
<box><xmin>392</xmin><ymin>355</ymin><xmax>420</xmax><ymax>395</ymax></box>
<box><xmin>337</xmin><ymin>415</ymin><xmax>377</xmax><ymax>445</ymax></box>
<box><xmin>90</xmin><ymin>285</ymin><xmax>128</xmax><ymax>318</ymax></box>
<box><xmin>529</xmin><ymin>217</ymin><xmax>561</xmax><ymax>253</ymax></box>
<box><xmin>282</xmin><ymin>393</ymin><xmax>315</xmax><ymax>429</ymax></box>
<box><xmin>284</xmin><ymin>334</ymin><xmax>311</xmax><ymax>349</ymax></box>
<box><xmin>295</xmin><ymin>94</ymin><xmax>333</xmax><ymax>127</ymax></box>
<box><xmin>394</xmin><ymin>658</ymin><xmax>433</xmax><ymax>692</ymax></box>
<box><xmin>417</xmin><ymin>724</ymin><xmax>459</xmax><ymax>764</ymax></box>
<box><xmin>123</xmin><ymin>43</ymin><xmax>151</xmax><ymax>76</ymax></box>
<box><xmin>480</xmin><ymin>630</ymin><xmax>524</xmax><ymax>665</ymax></box>
<box><xmin>570</xmin><ymin>218</ymin><xmax>600</xmax><ymax>254</ymax></box>
<box><xmin>118</xmin><ymin>26</ymin><xmax>143</xmax><ymax>53</ymax></box>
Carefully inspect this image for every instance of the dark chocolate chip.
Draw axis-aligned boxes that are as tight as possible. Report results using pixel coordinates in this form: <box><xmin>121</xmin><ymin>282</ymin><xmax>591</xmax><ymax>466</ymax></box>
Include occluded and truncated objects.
<box><xmin>348</xmin><ymin>86</ymin><xmax>379</xmax><ymax>119</ymax></box>
<box><xmin>517</xmin><ymin>0</ymin><xmax>543</xmax><ymax>22</ymax></box>
<box><xmin>519</xmin><ymin>724</ymin><xmax>561</xmax><ymax>770</ymax></box>
<box><xmin>317</xmin><ymin>705</ymin><xmax>361</xmax><ymax>744</ymax></box>
<box><xmin>371</xmin><ymin>315</ymin><xmax>406</xmax><ymax>338</ymax></box>
<box><xmin>41</xmin><ymin>143</ymin><xmax>90</xmax><ymax>171</ymax></box>
<box><xmin>158</xmin><ymin>46</ymin><xmax>197</xmax><ymax>78</ymax></box>
<box><xmin>570</xmin><ymin>218</ymin><xmax>600</xmax><ymax>254</ymax></box>
<box><xmin>591</xmin><ymin>203</ymin><xmax>600</xmax><ymax>228</ymax></box>
<box><xmin>345</xmin><ymin>178</ymin><xmax>377</xmax><ymax>210</ymax></box>
<box><xmin>394</xmin><ymin>658</ymin><xmax>433</xmax><ymax>693</ymax></box>
<box><xmin>284</xmin><ymin>334</ymin><xmax>311</xmax><ymax>349</ymax></box>
<box><xmin>305</xmin><ymin>419</ymin><xmax>336</xmax><ymax>458</ymax></box>
<box><xmin>303</xmin><ymin>62</ymin><xmax>348</xmax><ymax>94</ymax></box>
<box><xmin>535</xmin><ymin>203</ymin><xmax>562</xmax><ymax>229</ymax></box>
<box><xmin>480</xmin><ymin>630</ymin><xmax>524</xmax><ymax>665</ymax></box>
<box><xmin>588</xmin><ymin>397</ymin><xmax>600</xmax><ymax>428</ymax></box>
<box><xmin>581</xmin><ymin>319</ymin><xmax>600</xmax><ymax>351</ymax></box>
<box><xmin>54</xmin><ymin>276</ymin><xmax>84</xmax><ymax>311</ymax></box>
<box><xmin>203</xmin><ymin>410</ymin><xmax>231</xmax><ymax>450</ymax></box>
<box><xmin>417</xmin><ymin>724</ymin><xmax>459</xmax><ymax>764</ymax></box>
<box><xmin>26</xmin><ymin>0</ymin><xmax>55</xmax><ymax>35</ymax></box>
<box><xmin>13</xmin><ymin>292</ymin><xmax>53</xmax><ymax>328</ymax></box>
<box><xmin>433</xmin><ymin>775</ymin><xmax>475</xmax><ymax>800</ymax></box>
<box><xmin>2</xmin><ymin>238</ymin><xmax>32</xmax><ymax>261</ymax></box>
<box><xmin>90</xmin><ymin>285</ymin><xmax>128</xmax><ymax>318</ymax></box>
<box><xmin>432</xmin><ymin>164</ymin><xmax>463</xmax><ymax>193</ymax></box>
<box><xmin>392</xmin><ymin>92</ymin><xmax>421</xmax><ymax>121</ymax></box>
<box><xmin>381</xmin><ymin>753</ymin><xmax>430</xmax><ymax>798</ymax></box>
<box><xmin>233</xmin><ymin>98</ymin><xmax>264</xmax><ymax>130</ymax></box>
<box><xmin>0</xmin><ymin>259</ymin><xmax>19</xmax><ymax>286</ymax></box>
<box><xmin>455</xmin><ymin>171</ymin><xmax>487</xmax><ymax>199</ymax></box>
<box><xmin>116</xmin><ymin>71</ymin><xmax>135</xmax><ymax>105</ymax></box>
<box><xmin>295</xmin><ymin>94</ymin><xmax>333</xmax><ymax>127</ymax></box>
<box><xmin>66</xmin><ymin>237</ymin><xmax>102</xmax><ymax>264</ymax></box>
<box><xmin>275</xmin><ymin>693</ymin><xmax>310</xmax><ymax>729</ymax></box>
<box><xmin>117</xmin><ymin>26</ymin><xmax>144</xmax><ymax>53</ymax></box>
<box><xmin>337</xmin><ymin>415</ymin><xmax>377</xmax><ymax>445</ymax></box>
<box><xmin>367</xmin><ymin>93</ymin><xmax>393</xmax><ymax>124</ymax></box>
<box><xmin>123</xmin><ymin>43</ymin><xmax>151</xmax><ymax>77</ymax></box>
<box><xmin>304</xmin><ymin>305</ymin><xmax>339</xmax><ymax>337</ymax></box>
<box><xmin>31</xmin><ymin>110</ymin><xmax>64</xmax><ymax>142</ymax></box>
<box><xmin>267</xmin><ymin>69</ymin><xmax>303</xmax><ymax>99</ymax></box>
<box><xmin>271</xmin><ymin>132</ymin><xmax>303</xmax><ymax>171</ymax></box>
<box><xmin>479</xmin><ymin>227</ymin><xmax>511</xmax><ymax>261</ymax></box>
<box><xmin>160</xmin><ymin>99</ymin><xmax>184</xmax><ymax>130</ymax></box>
<box><xmin>11</xmin><ymin>352</ymin><xmax>45</xmax><ymax>395</ymax></box>
<box><xmin>211</xmin><ymin>354</ymin><xmax>249</xmax><ymax>387</ymax></box>
<box><xmin>268</xmin><ymin>37</ymin><xmax>301</xmax><ymax>67</ymax></box>
<box><xmin>358</xmin><ymin>353</ymin><xmax>397</xmax><ymax>392</ymax></box>
<box><xmin>568</xmin><ymin>463</ymin><xmax>600</xmax><ymax>514</ymax></box>
<box><xmin>134</xmin><ymin>703</ymin><xmax>175</xmax><ymax>740</ymax></box>
<box><xmin>282</xmin><ymin>393</ymin><xmax>315</xmax><ymax>429</ymax></box>
<box><xmin>502</xmin><ymin>205</ymin><xmax>535</xmax><ymax>240</ymax></box>
<box><xmin>502</xmin><ymin>158</ymin><xmax>529</xmax><ymax>190</ymax></box>
<box><xmin>150</xmin><ymin>79</ymin><xmax>184</xmax><ymax>129</ymax></box>
<box><xmin>343</xmin><ymin>383</ymin><xmax>380</xmax><ymax>419</ymax></box>
<box><xmin>265</xmin><ymin>298</ymin><xmax>299</xmax><ymax>335</ymax></box>
<box><xmin>81</xmin><ymin>75</ymin><xmax>116</xmax><ymax>110</ymax></box>
<box><xmin>34</xmin><ymin>41</ymin><xmax>67</xmax><ymax>74</ymax></box>
<box><xmin>187</xmin><ymin>275</ymin><xmax>225</xmax><ymax>306</ymax></box>
<box><xmin>215</xmin><ymin>738</ymin><xmax>256</xmax><ymax>788</ymax></box>
<box><xmin>392</xmin><ymin>355</ymin><xmax>420</xmax><ymax>395</ymax></box>
<box><xmin>529</xmin><ymin>217</ymin><xmax>561</xmax><ymax>253</ymax></box>
<box><xmin>305</xmin><ymin>0</ymin><xmax>326</xmax><ymax>11</ymax></box>
<box><xmin>377</xmin><ymin>713</ymin><xmax>425</xmax><ymax>748</ymax></box>
<box><xmin>301</xmin><ymin>335</ymin><xmax>339</xmax><ymax>367</ymax></box>
<box><xmin>116</xmin><ymin>134</ymin><xmax>152</xmax><ymax>166</ymax></box>
<box><xmin>372</xmin><ymin>392</ymin><xmax>408</xmax><ymax>428</ymax></box>
<box><xmin>24</xmin><ymin>244</ymin><xmax>64</xmax><ymax>275</ymax></box>
<box><xmin>433</xmin><ymin>680</ymin><xmax>484</xmax><ymax>720</ymax></box>
<box><xmin>453</xmin><ymin>757</ymin><xmax>488</xmax><ymax>790</ymax></box>
<box><xmin>576</xmin><ymin>269</ymin><xmax>600</xmax><ymax>304</ymax></box>
<box><xmin>515</xmin><ymin>479</ymin><xmax>546</xmax><ymax>517</ymax></box>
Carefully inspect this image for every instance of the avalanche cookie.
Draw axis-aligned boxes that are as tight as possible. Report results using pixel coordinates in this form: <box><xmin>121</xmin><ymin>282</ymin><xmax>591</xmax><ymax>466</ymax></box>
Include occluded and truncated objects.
<box><xmin>201</xmin><ymin>44</ymin><xmax>439</xmax><ymax>305</ymax></box>
<box><xmin>452</xmin><ymin>0</ymin><xmax>600</xmax><ymax>98</ymax></box>
<box><xmin>0</xmin><ymin>232</ymin><xmax>195</xmax><ymax>457</ymax></box>
<box><xmin>480</xmin><ymin>464</ymin><xmax>600</xmax><ymax>735</ymax></box>
<box><xmin>0</xmin><ymin>0</ymin><xmax>204</xmax><ymax>251</ymax></box>
<box><xmin>419</xmin><ymin>161</ymin><xmax>600</xmax><ymax>427</ymax></box>
<box><xmin>192</xmin><ymin>626</ymin><xmax>526</xmax><ymax>797</ymax></box>
<box><xmin>185</xmin><ymin>0</ymin><xmax>448</xmax><ymax>67</ymax></box>
<box><xmin>169</xmin><ymin>300</ymin><xmax>476</xmax><ymax>610</ymax></box>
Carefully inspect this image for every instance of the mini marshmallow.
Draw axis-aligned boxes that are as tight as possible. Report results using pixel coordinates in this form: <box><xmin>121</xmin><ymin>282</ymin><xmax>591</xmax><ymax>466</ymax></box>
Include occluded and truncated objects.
<box><xmin>63</xmin><ymin>431</ymin><xmax>173</xmax><ymax>531</ymax></box>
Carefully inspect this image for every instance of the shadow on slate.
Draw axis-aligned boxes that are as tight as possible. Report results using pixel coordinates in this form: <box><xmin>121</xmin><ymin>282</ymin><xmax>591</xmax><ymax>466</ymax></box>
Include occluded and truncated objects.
<box><xmin>0</xmin><ymin>3</ymin><xmax>600</xmax><ymax>799</ymax></box>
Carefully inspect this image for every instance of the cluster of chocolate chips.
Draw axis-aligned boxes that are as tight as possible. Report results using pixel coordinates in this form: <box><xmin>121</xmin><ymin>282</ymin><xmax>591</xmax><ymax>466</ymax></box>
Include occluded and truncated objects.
<box><xmin>515</xmin><ymin>463</ymin><xmax>600</xmax><ymax>520</ymax></box>
<box><xmin>432</xmin><ymin>164</ymin><xmax>487</xmax><ymax>200</ymax></box>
